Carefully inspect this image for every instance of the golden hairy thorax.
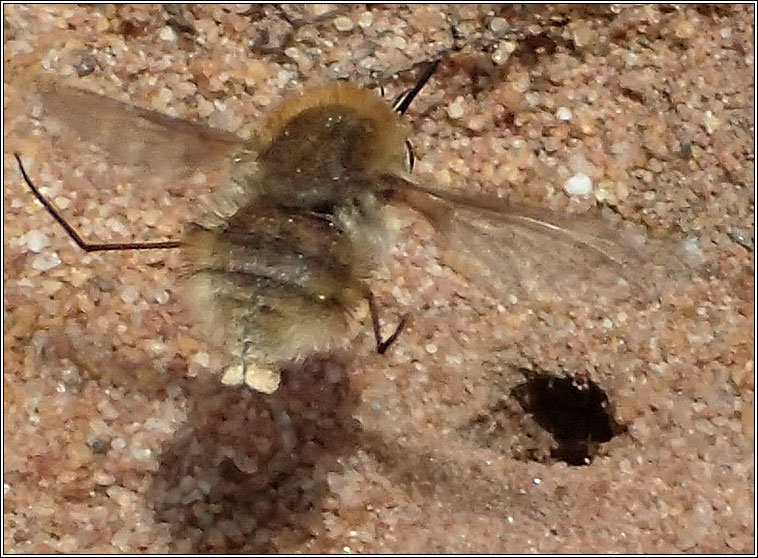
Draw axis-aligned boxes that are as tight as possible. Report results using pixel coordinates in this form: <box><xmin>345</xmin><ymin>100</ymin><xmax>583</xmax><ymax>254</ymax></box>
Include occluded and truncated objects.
<box><xmin>182</xmin><ymin>83</ymin><xmax>410</xmax><ymax>393</ymax></box>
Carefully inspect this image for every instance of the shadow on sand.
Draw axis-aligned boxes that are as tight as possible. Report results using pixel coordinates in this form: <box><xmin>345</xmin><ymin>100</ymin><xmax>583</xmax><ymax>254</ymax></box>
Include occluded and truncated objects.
<box><xmin>148</xmin><ymin>358</ymin><xmax>362</xmax><ymax>553</ymax></box>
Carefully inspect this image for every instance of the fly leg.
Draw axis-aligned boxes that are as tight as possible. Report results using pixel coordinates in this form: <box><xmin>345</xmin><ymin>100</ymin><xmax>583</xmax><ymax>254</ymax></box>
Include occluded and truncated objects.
<box><xmin>367</xmin><ymin>290</ymin><xmax>410</xmax><ymax>355</ymax></box>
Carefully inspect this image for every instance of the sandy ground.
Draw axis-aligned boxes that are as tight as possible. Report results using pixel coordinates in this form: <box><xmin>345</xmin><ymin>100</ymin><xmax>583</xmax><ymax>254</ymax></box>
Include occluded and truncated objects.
<box><xmin>3</xmin><ymin>4</ymin><xmax>754</xmax><ymax>553</ymax></box>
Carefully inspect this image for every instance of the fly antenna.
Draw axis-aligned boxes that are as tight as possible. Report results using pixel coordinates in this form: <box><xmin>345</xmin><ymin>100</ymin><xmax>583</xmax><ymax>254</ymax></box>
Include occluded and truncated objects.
<box><xmin>14</xmin><ymin>153</ymin><xmax>182</xmax><ymax>252</ymax></box>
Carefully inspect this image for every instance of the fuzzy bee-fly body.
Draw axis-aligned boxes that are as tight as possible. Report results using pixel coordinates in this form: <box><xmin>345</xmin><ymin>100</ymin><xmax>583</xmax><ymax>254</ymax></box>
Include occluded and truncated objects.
<box><xmin>182</xmin><ymin>83</ymin><xmax>416</xmax><ymax>392</ymax></box>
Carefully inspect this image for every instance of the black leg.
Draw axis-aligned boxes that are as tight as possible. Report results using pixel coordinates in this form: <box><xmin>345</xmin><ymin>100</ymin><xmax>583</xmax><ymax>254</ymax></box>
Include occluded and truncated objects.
<box><xmin>367</xmin><ymin>290</ymin><xmax>410</xmax><ymax>355</ymax></box>
<box><xmin>14</xmin><ymin>153</ymin><xmax>181</xmax><ymax>252</ymax></box>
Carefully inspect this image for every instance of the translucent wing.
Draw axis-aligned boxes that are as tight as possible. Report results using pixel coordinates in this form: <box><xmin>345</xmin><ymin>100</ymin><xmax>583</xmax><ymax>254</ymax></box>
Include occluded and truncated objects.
<box><xmin>29</xmin><ymin>76</ymin><xmax>247</xmax><ymax>181</ymax></box>
<box><xmin>390</xmin><ymin>180</ymin><xmax>685</xmax><ymax>307</ymax></box>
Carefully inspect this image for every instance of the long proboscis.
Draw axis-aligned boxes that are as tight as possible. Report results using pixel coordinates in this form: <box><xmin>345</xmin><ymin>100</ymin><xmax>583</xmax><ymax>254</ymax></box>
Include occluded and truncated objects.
<box><xmin>14</xmin><ymin>153</ymin><xmax>182</xmax><ymax>252</ymax></box>
<box><xmin>393</xmin><ymin>59</ymin><xmax>440</xmax><ymax>115</ymax></box>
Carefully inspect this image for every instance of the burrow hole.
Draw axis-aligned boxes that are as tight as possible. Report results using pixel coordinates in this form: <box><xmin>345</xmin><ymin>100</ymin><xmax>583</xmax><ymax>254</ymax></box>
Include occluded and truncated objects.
<box><xmin>511</xmin><ymin>372</ymin><xmax>626</xmax><ymax>466</ymax></box>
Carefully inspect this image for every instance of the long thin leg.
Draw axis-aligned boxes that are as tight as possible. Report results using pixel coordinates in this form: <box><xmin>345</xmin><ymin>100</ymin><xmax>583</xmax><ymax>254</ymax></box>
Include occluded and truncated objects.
<box><xmin>367</xmin><ymin>290</ymin><xmax>410</xmax><ymax>355</ymax></box>
<box><xmin>14</xmin><ymin>153</ymin><xmax>181</xmax><ymax>252</ymax></box>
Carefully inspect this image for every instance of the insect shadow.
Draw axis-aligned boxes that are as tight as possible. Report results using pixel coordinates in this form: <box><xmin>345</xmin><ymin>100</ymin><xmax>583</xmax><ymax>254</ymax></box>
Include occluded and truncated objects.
<box><xmin>147</xmin><ymin>357</ymin><xmax>361</xmax><ymax>553</ymax></box>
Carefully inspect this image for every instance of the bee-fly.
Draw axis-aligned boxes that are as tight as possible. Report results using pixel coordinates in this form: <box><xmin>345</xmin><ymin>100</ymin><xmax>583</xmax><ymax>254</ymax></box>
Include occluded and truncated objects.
<box><xmin>15</xmin><ymin>60</ymin><xmax>658</xmax><ymax>393</ymax></box>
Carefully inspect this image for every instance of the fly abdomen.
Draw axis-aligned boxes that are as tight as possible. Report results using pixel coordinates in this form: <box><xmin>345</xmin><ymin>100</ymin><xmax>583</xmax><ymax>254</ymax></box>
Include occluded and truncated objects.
<box><xmin>182</xmin><ymin>201</ymin><xmax>365</xmax><ymax>371</ymax></box>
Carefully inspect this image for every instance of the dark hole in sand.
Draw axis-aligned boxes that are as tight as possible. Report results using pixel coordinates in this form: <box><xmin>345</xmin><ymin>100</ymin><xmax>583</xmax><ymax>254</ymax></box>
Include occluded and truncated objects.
<box><xmin>511</xmin><ymin>372</ymin><xmax>626</xmax><ymax>466</ymax></box>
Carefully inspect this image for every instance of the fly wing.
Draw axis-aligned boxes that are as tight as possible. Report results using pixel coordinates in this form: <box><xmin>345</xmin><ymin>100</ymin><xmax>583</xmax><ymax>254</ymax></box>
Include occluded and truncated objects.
<box><xmin>30</xmin><ymin>76</ymin><xmax>247</xmax><ymax>181</ymax></box>
<box><xmin>391</xmin><ymin>180</ymin><xmax>687</xmax><ymax>307</ymax></box>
